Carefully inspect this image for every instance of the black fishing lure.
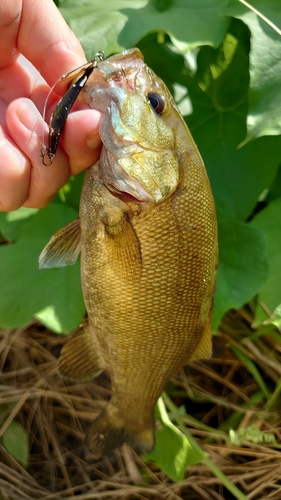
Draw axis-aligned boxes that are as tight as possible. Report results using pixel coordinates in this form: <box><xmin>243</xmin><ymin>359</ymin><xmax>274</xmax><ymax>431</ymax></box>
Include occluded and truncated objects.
<box><xmin>40</xmin><ymin>51</ymin><xmax>104</xmax><ymax>166</ymax></box>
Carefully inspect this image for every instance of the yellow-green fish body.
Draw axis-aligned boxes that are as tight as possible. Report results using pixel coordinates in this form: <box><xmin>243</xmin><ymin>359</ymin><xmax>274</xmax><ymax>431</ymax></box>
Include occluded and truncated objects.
<box><xmin>39</xmin><ymin>48</ymin><xmax>217</xmax><ymax>458</ymax></box>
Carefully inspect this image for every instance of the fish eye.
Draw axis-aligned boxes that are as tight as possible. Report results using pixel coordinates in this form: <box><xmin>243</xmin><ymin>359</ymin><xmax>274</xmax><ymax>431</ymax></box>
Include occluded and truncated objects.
<box><xmin>146</xmin><ymin>92</ymin><xmax>166</xmax><ymax>114</ymax></box>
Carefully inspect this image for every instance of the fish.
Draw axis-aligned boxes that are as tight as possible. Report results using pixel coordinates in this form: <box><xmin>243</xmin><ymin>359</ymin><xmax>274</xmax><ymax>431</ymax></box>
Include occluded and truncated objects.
<box><xmin>39</xmin><ymin>48</ymin><xmax>218</xmax><ymax>459</ymax></box>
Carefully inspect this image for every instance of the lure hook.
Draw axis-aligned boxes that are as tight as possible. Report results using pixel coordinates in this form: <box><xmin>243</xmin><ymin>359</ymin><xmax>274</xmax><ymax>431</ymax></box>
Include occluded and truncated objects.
<box><xmin>40</xmin><ymin>50</ymin><xmax>105</xmax><ymax>166</ymax></box>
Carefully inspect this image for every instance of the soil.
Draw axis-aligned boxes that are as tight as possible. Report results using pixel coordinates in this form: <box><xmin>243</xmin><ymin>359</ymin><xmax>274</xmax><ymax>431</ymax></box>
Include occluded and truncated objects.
<box><xmin>0</xmin><ymin>309</ymin><xmax>281</xmax><ymax>500</ymax></box>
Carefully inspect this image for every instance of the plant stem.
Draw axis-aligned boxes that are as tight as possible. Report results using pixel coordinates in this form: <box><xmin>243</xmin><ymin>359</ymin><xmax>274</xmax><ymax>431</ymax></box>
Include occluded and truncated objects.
<box><xmin>238</xmin><ymin>0</ymin><xmax>281</xmax><ymax>36</ymax></box>
<box><xmin>203</xmin><ymin>454</ymin><xmax>249</xmax><ymax>500</ymax></box>
<box><xmin>163</xmin><ymin>392</ymin><xmax>249</xmax><ymax>500</ymax></box>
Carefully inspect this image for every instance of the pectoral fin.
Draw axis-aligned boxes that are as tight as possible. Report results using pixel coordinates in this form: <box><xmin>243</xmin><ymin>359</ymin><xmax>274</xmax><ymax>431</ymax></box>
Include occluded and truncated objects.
<box><xmin>39</xmin><ymin>218</ymin><xmax>81</xmax><ymax>268</ymax></box>
<box><xmin>103</xmin><ymin>210</ymin><xmax>142</xmax><ymax>282</ymax></box>
<box><xmin>59</xmin><ymin>322</ymin><xmax>106</xmax><ymax>381</ymax></box>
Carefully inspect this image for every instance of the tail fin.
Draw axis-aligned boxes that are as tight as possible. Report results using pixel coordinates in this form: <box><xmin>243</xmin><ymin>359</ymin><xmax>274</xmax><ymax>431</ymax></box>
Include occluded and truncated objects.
<box><xmin>86</xmin><ymin>405</ymin><xmax>154</xmax><ymax>459</ymax></box>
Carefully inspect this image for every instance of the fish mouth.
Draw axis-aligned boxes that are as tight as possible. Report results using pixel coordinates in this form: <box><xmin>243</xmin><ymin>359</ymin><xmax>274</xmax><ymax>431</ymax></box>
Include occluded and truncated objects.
<box><xmin>106</xmin><ymin>185</ymin><xmax>147</xmax><ymax>204</ymax></box>
<box><xmin>104</xmin><ymin>179</ymin><xmax>154</xmax><ymax>204</ymax></box>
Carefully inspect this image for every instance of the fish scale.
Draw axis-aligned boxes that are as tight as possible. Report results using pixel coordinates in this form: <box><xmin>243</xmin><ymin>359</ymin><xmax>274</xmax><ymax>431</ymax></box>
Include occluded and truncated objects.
<box><xmin>39</xmin><ymin>48</ymin><xmax>217</xmax><ymax>459</ymax></box>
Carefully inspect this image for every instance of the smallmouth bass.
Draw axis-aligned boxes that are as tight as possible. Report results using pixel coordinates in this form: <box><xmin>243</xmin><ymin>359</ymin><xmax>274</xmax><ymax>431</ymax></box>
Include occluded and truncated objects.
<box><xmin>39</xmin><ymin>48</ymin><xmax>218</xmax><ymax>459</ymax></box>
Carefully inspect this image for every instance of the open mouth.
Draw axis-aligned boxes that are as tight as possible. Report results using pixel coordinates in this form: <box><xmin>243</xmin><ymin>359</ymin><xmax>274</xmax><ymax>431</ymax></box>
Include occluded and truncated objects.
<box><xmin>105</xmin><ymin>183</ymin><xmax>151</xmax><ymax>204</ymax></box>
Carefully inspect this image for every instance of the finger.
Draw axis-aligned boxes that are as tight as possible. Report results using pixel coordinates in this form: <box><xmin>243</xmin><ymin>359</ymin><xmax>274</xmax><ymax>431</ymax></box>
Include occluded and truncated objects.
<box><xmin>0</xmin><ymin>59</ymin><xmax>32</xmax><ymax>106</ymax></box>
<box><xmin>61</xmin><ymin>109</ymin><xmax>102</xmax><ymax>175</ymax></box>
<box><xmin>0</xmin><ymin>0</ymin><xmax>87</xmax><ymax>85</ymax></box>
<box><xmin>0</xmin><ymin>125</ymin><xmax>29</xmax><ymax>211</ymax></box>
<box><xmin>5</xmin><ymin>98</ymin><xmax>70</xmax><ymax>209</ymax></box>
<box><xmin>0</xmin><ymin>0</ymin><xmax>22</xmax><ymax>66</ymax></box>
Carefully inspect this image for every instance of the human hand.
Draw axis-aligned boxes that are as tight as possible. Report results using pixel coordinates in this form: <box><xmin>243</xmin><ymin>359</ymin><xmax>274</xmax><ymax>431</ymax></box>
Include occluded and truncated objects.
<box><xmin>0</xmin><ymin>0</ymin><xmax>101</xmax><ymax>211</ymax></box>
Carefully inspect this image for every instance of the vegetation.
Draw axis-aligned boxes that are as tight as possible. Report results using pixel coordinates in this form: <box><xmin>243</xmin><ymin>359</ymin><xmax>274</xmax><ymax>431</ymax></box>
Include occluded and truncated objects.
<box><xmin>0</xmin><ymin>1</ymin><xmax>281</xmax><ymax>498</ymax></box>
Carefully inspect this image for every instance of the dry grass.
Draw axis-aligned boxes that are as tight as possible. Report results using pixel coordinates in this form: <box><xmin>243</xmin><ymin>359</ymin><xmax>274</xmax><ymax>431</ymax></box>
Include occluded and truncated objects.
<box><xmin>0</xmin><ymin>309</ymin><xmax>281</xmax><ymax>500</ymax></box>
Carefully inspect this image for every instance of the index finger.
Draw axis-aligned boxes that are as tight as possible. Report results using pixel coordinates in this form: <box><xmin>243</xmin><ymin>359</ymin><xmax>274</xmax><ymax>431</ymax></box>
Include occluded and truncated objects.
<box><xmin>0</xmin><ymin>0</ymin><xmax>87</xmax><ymax>86</ymax></box>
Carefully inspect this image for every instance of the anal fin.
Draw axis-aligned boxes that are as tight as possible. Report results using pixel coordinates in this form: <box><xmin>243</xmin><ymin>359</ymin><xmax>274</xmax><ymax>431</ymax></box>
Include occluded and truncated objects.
<box><xmin>59</xmin><ymin>322</ymin><xmax>106</xmax><ymax>380</ymax></box>
<box><xmin>189</xmin><ymin>314</ymin><xmax>213</xmax><ymax>362</ymax></box>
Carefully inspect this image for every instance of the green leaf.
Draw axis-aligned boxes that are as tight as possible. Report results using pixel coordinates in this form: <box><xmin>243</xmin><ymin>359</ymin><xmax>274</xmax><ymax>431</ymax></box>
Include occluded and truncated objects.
<box><xmin>241</xmin><ymin>13</ymin><xmax>281</xmax><ymax>141</ymax></box>
<box><xmin>263</xmin><ymin>303</ymin><xmax>281</xmax><ymax>329</ymax></box>
<box><xmin>266</xmin><ymin>164</ymin><xmax>281</xmax><ymax>204</ymax></box>
<box><xmin>226</xmin><ymin>1</ymin><xmax>281</xmax><ymax>141</ymax></box>
<box><xmin>119</xmin><ymin>0</ymin><xmax>230</xmax><ymax>52</ymax></box>
<box><xmin>194</xmin><ymin>19</ymin><xmax>250</xmax><ymax>109</ymax></box>
<box><xmin>2</xmin><ymin>421</ymin><xmax>29</xmax><ymax>467</ymax></box>
<box><xmin>58</xmin><ymin>0</ymin><xmax>147</xmax><ymax>58</ymax></box>
<box><xmin>201</xmin><ymin>127</ymin><xmax>281</xmax><ymax>222</ymax></box>
<box><xmin>143</xmin><ymin>398</ymin><xmax>205</xmax><ymax>482</ymax></box>
<box><xmin>0</xmin><ymin>207</ymin><xmax>38</xmax><ymax>242</ymax></box>
<box><xmin>184</xmin><ymin>20</ymin><xmax>281</xmax><ymax>221</ymax></box>
<box><xmin>250</xmin><ymin>197</ymin><xmax>281</xmax><ymax>326</ymax></box>
<box><xmin>58</xmin><ymin>172</ymin><xmax>85</xmax><ymax>211</ymax></box>
<box><xmin>0</xmin><ymin>203</ymin><xmax>85</xmax><ymax>333</ymax></box>
<box><xmin>35</xmin><ymin>305</ymin><xmax>69</xmax><ymax>333</ymax></box>
<box><xmin>229</xmin><ymin>424</ymin><xmax>281</xmax><ymax>448</ymax></box>
<box><xmin>213</xmin><ymin>220</ymin><xmax>268</xmax><ymax>330</ymax></box>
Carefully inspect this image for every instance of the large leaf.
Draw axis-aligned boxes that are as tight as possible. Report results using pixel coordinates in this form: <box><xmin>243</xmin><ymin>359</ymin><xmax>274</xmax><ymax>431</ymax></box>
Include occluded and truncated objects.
<box><xmin>57</xmin><ymin>172</ymin><xmax>85</xmax><ymax>211</ymax></box>
<box><xmin>250</xmin><ymin>197</ymin><xmax>281</xmax><ymax>326</ymax></box>
<box><xmin>227</xmin><ymin>0</ymin><xmax>281</xmax><ymax>141</ymax></box>
<box><xmin>0</xmin><ymin>207</ymin><xmax>38</xmax><ymax>242</ymax></box>
<box><xmin>194</xmin><ymin>114</ymin><xmax>281</xmax><ymax>222</ymax></box>
<box><xmin>143</xmin><ymin>398</ymin><xmax>205</xmax><ymax>481</ymax></box>
<box><xmin>186</xmin><ymin>19</ymin><xmax>281</xmax><ymax>221</ymax></box>
<box><xmin>119</xmin><ymin>0</ymin><xmax>230</xmax><ymax>52</ymax></box>
<box><xmin>58</xmin><ymin>0</ymin><xmax>147</xmax><ymax>58</ymax></box>
<box><xmin>266</xmin><ymin>164</ymin><xmax>281</xmax><ymax>205</ymax></box>
<box><xmin>58</xmin><ymin>0</ymin><xmax>231</xmax><ymax>57</ymax></box>
<box><xmin>213</xmin><ymin>220</ymin><xmax>268</xmax><ymax>330</ymax></box>
<box><xmin>0</xmin><ymin>204</ymin><xmax>85</xmax><ymax>333</ymax></box>
<box><xmin>58</xmin><ymin>0</ymin><xmax>281</xmax><ymax>143</ymax></box>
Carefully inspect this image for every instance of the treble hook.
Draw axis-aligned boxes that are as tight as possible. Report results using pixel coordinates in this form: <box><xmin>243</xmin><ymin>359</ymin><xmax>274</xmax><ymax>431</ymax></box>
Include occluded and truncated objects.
<box><xmin>40</xmin><ymin>51</ymin><xmax>105</xmax><ymax>166</ymax></box>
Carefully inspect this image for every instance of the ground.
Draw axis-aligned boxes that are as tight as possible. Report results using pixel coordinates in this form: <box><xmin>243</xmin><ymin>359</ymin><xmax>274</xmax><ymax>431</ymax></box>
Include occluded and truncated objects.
<box><xmin>0</xmin><ymin>308</ymin><xmax>281</xmax><ymax>500</ymax></box>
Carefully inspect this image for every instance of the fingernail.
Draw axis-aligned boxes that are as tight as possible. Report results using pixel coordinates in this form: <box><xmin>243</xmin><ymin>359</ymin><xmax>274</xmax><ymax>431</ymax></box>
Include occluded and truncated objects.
<box><xmin>17</xmin><ymin>100</ymin><xmax>44</xmax><ymax>133</ymax></box>
<box><xmin>86</xmin><ymin>132</ymin><xmax>101</xmax><ymax>149</ymax></box>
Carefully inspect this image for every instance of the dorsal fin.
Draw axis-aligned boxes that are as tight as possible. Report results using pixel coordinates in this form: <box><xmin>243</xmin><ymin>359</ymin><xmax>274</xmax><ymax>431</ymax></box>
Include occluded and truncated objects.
<box><xmin>39</xmin><ymin>218</ymin><xmax>81</xmax><ymax>268</ymax></box>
